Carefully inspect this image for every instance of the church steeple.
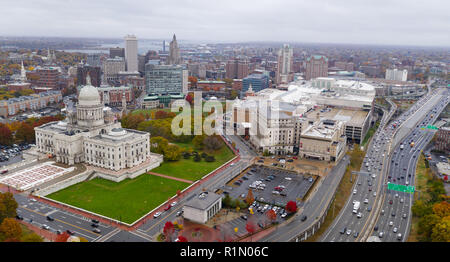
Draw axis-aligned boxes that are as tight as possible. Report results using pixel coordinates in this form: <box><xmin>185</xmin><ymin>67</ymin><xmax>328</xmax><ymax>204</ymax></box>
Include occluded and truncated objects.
<box><xmin>20</xmin><ymin>61</ymin><xmax>26</xmax><ymax>82</ymax></box>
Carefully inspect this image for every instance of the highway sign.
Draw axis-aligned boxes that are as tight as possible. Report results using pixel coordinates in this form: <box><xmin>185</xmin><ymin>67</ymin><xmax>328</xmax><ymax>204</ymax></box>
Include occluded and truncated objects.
<box><xmin>387</xmin><ymin>182</ymin><xmax>415</xmax><ymax>193</ymax></box>
<box><xmin>420</xmin><ymin>125</ymin><xmax>438</xmax><ymax>130</ymax></box>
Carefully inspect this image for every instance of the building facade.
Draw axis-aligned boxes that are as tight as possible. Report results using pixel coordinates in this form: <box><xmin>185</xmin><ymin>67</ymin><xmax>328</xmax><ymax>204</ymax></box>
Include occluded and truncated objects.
<box><xmin>125</xmin><ymin>35</ymin><xmax>138</xmax><ymax>72</ymax></box>
<box><xmin>183</xmin><ymin>192</ymin><xmax>222</xmax><ymax>224</ymax></box>
<box><xmin>305</xmin><ymin>55</ymin><xmax>328</xmax><ymax>80</ymax></box>
<box><xmin>145</xmin><ymin>64</ymin><xmax>188</xmax><ymax>95</ymax></box>
<box><xmin>168</xmin><ymin>34</ymin><xmax>181</xmax><ymax>65</ymax></box>
<box><xmin>0</xmin><ymin>90</ymin><xmax>62</xmax><ymax>117</ymax></box>
<box><xmin>225</xmin><ymin>59</ymin><xmax>249</xmax><ymax>79</ymax></box>
<box><xmin>241</xmin><ymin>74</ymin><xmax>269</xmax><ymax>98</ymax></box>
<box><xmin>435</xmin><ymin>127</ymin><xmax>450</xmax><ymax>154</ymax></box>
<box><xmin>385</xmin><ymin>68</ymin><xmax>408</xmax><ymax>82</ymax></box>
<box><xmin>34</xmin><ymin>83</ymin><xmax>162</xmax><ymax>178</ymax></box>
<box><xmin>276</xmin><ymin>44</ymin><xmax>294</xmax><ymax>84</ymax></box>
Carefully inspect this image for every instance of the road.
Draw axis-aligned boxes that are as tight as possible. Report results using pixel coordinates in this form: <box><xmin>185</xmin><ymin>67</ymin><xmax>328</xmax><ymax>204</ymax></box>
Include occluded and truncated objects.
<box><xmin>321</xmin><ymin>87</ymin><xmax>447</xmax><ymax>242</ymax></box>
<box><xmin>369</xmin><ymin>88</ymin><xmax>449</xmax><ymax>242</ymax></box>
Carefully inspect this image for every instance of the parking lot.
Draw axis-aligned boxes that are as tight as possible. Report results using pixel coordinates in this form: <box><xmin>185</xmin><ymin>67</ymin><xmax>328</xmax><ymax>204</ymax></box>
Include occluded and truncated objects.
<box><xmin>223</xmin><ymin>164</ymin><xmax>317</xmax><ymax>208</ymax></box>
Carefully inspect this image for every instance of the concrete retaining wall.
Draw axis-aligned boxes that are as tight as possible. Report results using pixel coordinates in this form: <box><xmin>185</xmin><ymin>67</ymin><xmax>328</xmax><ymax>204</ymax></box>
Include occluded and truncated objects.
<box><xmin>38</xmin><ymin>169</ymin><xmax>95</xmax><ymax>196</ymax></box>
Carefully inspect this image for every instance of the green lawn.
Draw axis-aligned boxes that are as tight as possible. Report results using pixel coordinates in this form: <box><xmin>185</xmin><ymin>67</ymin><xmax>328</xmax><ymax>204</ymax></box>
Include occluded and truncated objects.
<box><xmin>47</xmin><ymin>175</ymin><xmax>190</xmax><ymax>224</ymax></box>
<box><xmin>151</xmin><ymin>143</ymin><xmax>235</xmax><ymax>181</ymax></box>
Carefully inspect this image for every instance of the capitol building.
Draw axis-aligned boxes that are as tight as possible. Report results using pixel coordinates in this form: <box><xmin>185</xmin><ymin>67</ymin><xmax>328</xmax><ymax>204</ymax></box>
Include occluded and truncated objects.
<box><xmin>34</xmin><ymin>79</ymin><xmax>162</xmax><ymax>181</ymax></box>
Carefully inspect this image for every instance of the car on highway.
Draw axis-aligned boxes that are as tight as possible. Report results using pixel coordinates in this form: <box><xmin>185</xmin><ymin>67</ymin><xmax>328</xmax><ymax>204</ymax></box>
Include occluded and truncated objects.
<box><xmin>241</xmin><ymin>215</ymin><xmax>248</xmax><ymax>220</ymax></box>
<box><xmin>389</xmin><ymin>200</ymin><xmax>393</xmax><ymax>205</ymax></box>
<box><xmin>389</xmin><ymin>221</ymin><xmax>394</xmax><ymax>226</ymax></box>
<box><xmin>364</xmin><ymin>198</ymin><xmax>369</xmax><ymax>204</ymax></box>
<box><xmin>91</xmin><ymin>219</ymin><xmax>99</xmax><ymax>224</ymax></box>
<box><xmin>66</xmin><ymin>230</ymin><xmax>75</xmax><ymax>235</ymax></box>
<box><xmin>42</xmin><ymin>224</ymin><xmax>50</xmax><ymax>230</ymax></box>
<box><xmin>164</xmin><ymin>205</ymin><xmax>171</xmax><ymax>211</ymax></box>
<box><xmin>346</xmin><ymin>229</ymin><xmax>352</xmax><ymax>235</ymax></box>
<box><xmin>357</xmin><ymin>212</ymin><xmax>362</xmax><ymax>218</ymax></box>
<box><xmin>153</xmin><ymin>212</ymin><xmax>162</xmax><ymax>218</ymax></box>
<box><xmin>340</xmin><ymin>227</ymin><xmax>346</xmax><ymax>234</ymax></box>
<box><xmin>93</xmin><ymin>228</ymin><xmax>101</xmax><ymax>233</ymax></box>
<box><xmin>91</xmin><ymin>223</ymin><xmax>99</xmax><ymax>228</ymax></box>
<box><xmin>400</xmin><ymin>198</ymin><xmax>404</xmax><ymax>203</ymax></box>
<box><xmin>353</xmin><ymin>232</ymin><xmax>359</xmax><ymax>238</ymax></box>
<box><xmin>15</xmin><ymin>215</ymin><xmax>24</xmax><ymax>220</ymax></box>
<box><xmin>379</xmin><ymin>232</ymin><xmax>384</xmax><ymax>238</ymax></box>
<box><xmin>301</xmin><ymin>215</ymin><xmax>307</xmax><ymax>221</ymax></box>
<box><xmin>170</xmin><ymin>201</ymin><xmax>177</xmax><ymax>207</ymax></box>
<box><xmin>392</xmin><ymin>212</ymin><xmax>396</xmax><ymax>217</ymax></box>
<box><xmin>46</xmin><ymin>216</ymin><xmax>54</xmax><ymax>221</ymax></box>
<box><xmin>374</xmin><ymin>226</ymin><xmax>378</xmax><ymax>231</ymax></box>
<box><xmin>373</xmin><ymin>192</ymin><xmax>377</xmax><ymax>197</ymax></box>
<box><xmin>397</xmin><ymin>233</ymin><xmax>402</xmax><ymax>240</ymax></box>
<box><xmin>353</xmin><ymin>189</ymin><xmax>357</xmax><ymax>195</ymax></box>
<box><xmin>176</xmin><ymin>211</ymin><xmax>183</xmax><ymax>217</ymax></box>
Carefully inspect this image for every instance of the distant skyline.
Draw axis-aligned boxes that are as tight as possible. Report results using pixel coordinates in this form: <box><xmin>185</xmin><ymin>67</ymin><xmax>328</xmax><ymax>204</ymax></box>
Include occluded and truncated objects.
<box><xmin>1</xmin><ymin>0</ymin><xmax>449</xmax><ymax>47</ymax></box>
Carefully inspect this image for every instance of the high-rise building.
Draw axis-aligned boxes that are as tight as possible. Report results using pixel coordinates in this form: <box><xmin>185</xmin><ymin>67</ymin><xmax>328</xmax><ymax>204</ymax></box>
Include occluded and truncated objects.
<box><xmin>276</xmin><ymin>44</ymin><xmax>294</xmax><ymax>84</ymax></box>
<box><xmin>102</xmin><ymin>57</ymin><xmax>126</xmax><ymax>85</ymax></box>
<box><xmin>145</xmin><ymin>64</ymin><xmax>187</xmax><ymax>95</ymax></box>
<box><xmin>305</xmin><ymin>55</ymin><xmax>328</xmax><ymax>80</ymax></box>
<box><xmin>86</xmin><ymin>53</ymin><xmax>101</xmax><ymax>67</ymax></box>
<box><xmin>124</xmin><ymin>35</ymin><xmax>138</xmax><ymax>72</ymax></box>
<box><xmin>225</xmin><ymin>59</ymin><xmax>249</xmax><ymax>79</ymax></box>
<box><xmin>385</xmin><ymin>68</ymin><xmax>408</xmax><ymax>82</ymax></box>
<box><xmin>109</xmin><ymin>47</ymin><xmax>125</xmax><ymax>59</ymax></box>
<box><xmin>35</xmin><ymin>67</ymin><xmax>61</xmax><ymax>89</ymax></box>
<box><xmin>168</xmin><ymin>34</ymin><xmax>181</xmax><ymax>65</ymax></box>
<box><xmin>77</xmin><ymin>65</ymin><xmax>101</xmax><ymax>87</ymax></box>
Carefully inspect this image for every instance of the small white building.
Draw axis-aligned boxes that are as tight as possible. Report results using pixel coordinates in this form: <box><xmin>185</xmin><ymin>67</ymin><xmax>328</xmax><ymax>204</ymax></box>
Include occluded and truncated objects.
<box><xmin>183</xmin><ymin>192</ymin><xmax>222</xmax><ymax>224</ymax></box>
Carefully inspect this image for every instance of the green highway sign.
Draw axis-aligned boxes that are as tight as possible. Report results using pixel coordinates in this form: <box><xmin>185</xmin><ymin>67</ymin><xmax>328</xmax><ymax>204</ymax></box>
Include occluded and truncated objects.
<box><xmin>420</xmin><ymin>125</ymin><xmax>438</xmax><ymax>130</ymax></box>
<box><xmin>387</xmin><ymin>182</ymin><xmax>415</xmax><ymax>193</ymax></box>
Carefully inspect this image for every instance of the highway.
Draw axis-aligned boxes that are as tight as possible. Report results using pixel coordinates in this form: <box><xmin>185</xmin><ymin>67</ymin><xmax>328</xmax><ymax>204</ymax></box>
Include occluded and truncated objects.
<box><xmin>369</xmin><ymin>88</ymin><xmax>449</xmax><ymax>242</ymax></box>
<box><xmin>321</xmin><ymin>87</ymin><xmax>447</xmax><ymax>242</ymax></box>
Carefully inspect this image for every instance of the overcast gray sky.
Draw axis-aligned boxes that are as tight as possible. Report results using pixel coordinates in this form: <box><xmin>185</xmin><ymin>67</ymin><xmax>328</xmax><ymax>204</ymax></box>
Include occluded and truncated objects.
<box><xmin>1</xmin><ymin>0</ymin><xmax>449</xmax><ymax>46</ymax></box>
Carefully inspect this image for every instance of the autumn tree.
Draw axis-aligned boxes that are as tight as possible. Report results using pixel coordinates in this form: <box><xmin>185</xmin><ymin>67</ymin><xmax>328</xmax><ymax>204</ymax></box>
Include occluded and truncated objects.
<box><xmin>163</xmin><ymin>221</ymin><xmax>176</xmax><ymax>242</ymax></box>
<box><xmin>21</xmin><ymin>232</ymin><xmax>43</xmax><ymax>242</ymax></box>
<box><xmin>163</xmin><ymin>144</ymin><xmax>182</xmax><ymax>161</ymax></box>
<box><xmin>0</xmin><ymin>192</ymin><xmax>18</xmax><ymax>223</ymax></box>
<box><xmin>192</xmin><ymin>135</ymin><xmax>206</xmax><ymax>150</ymax></box>
<box><xmin>0</xmin><ymin>218</ymin><xmax>22</xmax><ymax>241</ymax></box>
<box><xmin>203</xmin><ymin>135</ymin><xmax>223</xmax><ymax>151</ymax></box>
<box><xmin>245</xmin><ymin>220</ymin><xmax>256</xmax><ymax>235</ymax></box>
<box><xmin>0</xmin><ymin>123</ymin><xmax>12</xmax><ymax>146</ymax></box>
<box><xmin>177</xmin><ymin>235</ymin><xmax>188</xmax><ymax>242</ymax></box>
<box><xmin>432</xmin><ymin>201</ymin><xmax>450</xmax><ymax>218</ymax></box>
<box><xmin>55</xmin><ymin>232</ymin><xmax>71</xmax><ymax>242</ymax></box>
<box><xmin>266</xmin><ymin>209</ymin><xmax>277</xmax><ymax>224</ymax></box>
<box><xmin>15</xmin><ymin>122</ymin><xmax>35</xmax><ymax>143</ymax></box>
<box><xmin>286</xmin><ymin>201</ymin><xmax>297</xmax><ymax>213</ymax></box>
<box><xmin>417</xmin><ymin>214</ymin><xmax>441</xmax><ymax>241</ymax></box>
<box><xmin>150</xmin><ymin>136</ymin><xmax>169</xmax><ymax>154</ymax></box>
<box><xmin>431</xmin><ymin>216</ymin><xmax>450</xmax><ymax>242</ymax></box>
<box><xmin>246</xmin><ymin>189</ymin><xmax>255</xmax><ymax>205</ymax></box>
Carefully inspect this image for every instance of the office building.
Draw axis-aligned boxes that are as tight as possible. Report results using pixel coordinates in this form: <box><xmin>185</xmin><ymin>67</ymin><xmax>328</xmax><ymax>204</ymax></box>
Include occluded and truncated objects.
<box><xmin>102</xmin><ymin>57</ymin><xmax>126</xmax><ymax>85</ymax></box>
<box><xmin>305</xmin><ymin>55</ymin><xmax>328</xmax><ymax>80</ymax></box>
<box><xmin>168</xmin><ymin>34</ymin><xmax>181</xmax><ymax>65</ymax></box>
<box><xmin>86</xmin><ymin>53</ymin><xmax>101</xmax><ymax>67</ymax></box>
<box><xmin>225</xmin><ymin>59</ymin><xmax>249</xmax><ymax>79</ymax></box>
<box><xmin>125</xmin><ymin>35</ymin><xmax>138</xmax><ymax>72</ymax></box>
<box><xmin>145</xmin><ymin>64</ymin><xmax>188</xmax><ymax>96</ymax></box>
<box><xmin>385</xmin><ymin>68</ymin><xmax>408</xmax><ymax>82</ymax></box>
<box><xmin>183</xmin><ymin>192</ymin><xmax>222</xmax><ymax>224</ymax></box>
<box><xmin>276</xmin><ymin>44</ymin><xmax>294</xmax><ymax>84</ymax></box>
<box><xmin>109</xmin><ymin>47</ymin><xmax>125</xmax><ymax>59</ymax></box>
<box><xmin>77</xmin><ymin>65</ymin><xmax>101</xmax><ymax>87</ymax></box>
<box><xmin>241</xmin><ymin>74</ymin><xmax>269</xmax><ymax>97</ymax></box>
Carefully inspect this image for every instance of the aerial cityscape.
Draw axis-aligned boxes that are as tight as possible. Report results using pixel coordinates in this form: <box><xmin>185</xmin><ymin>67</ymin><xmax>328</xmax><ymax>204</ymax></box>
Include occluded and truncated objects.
<box><xmin>0</xmin><ymin>0</ymin><xmax>449</xmax><ymax>250</ymax></box>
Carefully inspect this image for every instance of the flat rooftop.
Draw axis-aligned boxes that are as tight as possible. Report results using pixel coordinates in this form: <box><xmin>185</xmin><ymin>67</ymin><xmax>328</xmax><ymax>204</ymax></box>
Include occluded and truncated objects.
<box><xmin>305</xmin><ymin>107</ymin><xmax>369</xmax><ymax>127</ymax></box>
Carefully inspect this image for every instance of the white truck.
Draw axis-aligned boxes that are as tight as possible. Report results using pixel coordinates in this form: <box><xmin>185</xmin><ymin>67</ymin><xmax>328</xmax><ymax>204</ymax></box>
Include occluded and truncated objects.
<box><xmin>400</xmin><ymin>144</ymin><xmax>404</xmax><ymax>150</ymax></box>
<box><xmin>353</xmin><ymin>201</ymin><xmax>360</xmax><ymax>214</ymax></box>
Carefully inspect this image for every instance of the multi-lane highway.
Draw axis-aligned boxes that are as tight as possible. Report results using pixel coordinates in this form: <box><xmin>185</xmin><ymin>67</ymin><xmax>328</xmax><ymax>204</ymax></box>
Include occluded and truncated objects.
<box><xmin>321</xmin><ymin>87</ymin><xmax>448</xmax><ymax>242</ymax></box>
<box><xmin>369</xmin><ymin>89</ymin><xmax>449</xmax><ymax>242</ymax></box>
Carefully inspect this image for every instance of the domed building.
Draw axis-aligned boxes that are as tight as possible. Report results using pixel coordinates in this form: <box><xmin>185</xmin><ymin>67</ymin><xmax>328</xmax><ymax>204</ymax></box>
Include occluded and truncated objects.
<box><xmin>34</xmin><ymin>78</ymin><xmax>162</xmax><ymax>182</ymax></box>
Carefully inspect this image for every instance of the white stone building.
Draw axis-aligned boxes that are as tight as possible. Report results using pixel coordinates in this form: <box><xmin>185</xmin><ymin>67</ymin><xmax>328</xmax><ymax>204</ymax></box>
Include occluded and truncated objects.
<box><xmin>35</xmin><ymin>80</ymin><xmax>162</xmax><ymax>178</ymax></box>
<box><xmin>183</xmin><ymin>192</ymin><xmax>222</xmax><ymax>224</ymax></box>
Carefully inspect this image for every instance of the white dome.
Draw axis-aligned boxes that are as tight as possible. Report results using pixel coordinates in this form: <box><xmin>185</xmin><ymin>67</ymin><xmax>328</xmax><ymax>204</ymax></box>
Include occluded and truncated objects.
<box><xmin>78</xmin><ymin>85</ymin><xmax>100</xmax><ymax>106</ymax></box>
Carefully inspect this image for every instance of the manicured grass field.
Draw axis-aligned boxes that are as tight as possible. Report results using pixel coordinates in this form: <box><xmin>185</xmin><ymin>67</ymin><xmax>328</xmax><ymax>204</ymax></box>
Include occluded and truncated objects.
<box><xmin>47</xmin><ymin>175</ymin><xmax>190</xmax><ymax>224</ymax></box>
<box><xmin>151</xmin><ymin>142</ymin><xmax>235</xmax><ymax>181</ymax></box>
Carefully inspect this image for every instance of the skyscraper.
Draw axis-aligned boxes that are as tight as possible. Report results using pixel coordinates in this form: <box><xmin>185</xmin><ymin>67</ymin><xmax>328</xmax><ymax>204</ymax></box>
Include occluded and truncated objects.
<box><xmin>276</xmin><ymin>44</ymin><xmax>294</xmax><ymax>84</ymax></box>
<box><xmin>305</xmin><ymin>55</ymin><xmax>328</xmax><ymax>80</ymax></box>
<box><xmin>168</xmin><ymin>34</ymin><xmax>181</xmax><ymax>65</ymax></box>
<box><xmin>124</xmin><ymin>35</ymin><xmax>138</xmax><ymax>72</ymax></box>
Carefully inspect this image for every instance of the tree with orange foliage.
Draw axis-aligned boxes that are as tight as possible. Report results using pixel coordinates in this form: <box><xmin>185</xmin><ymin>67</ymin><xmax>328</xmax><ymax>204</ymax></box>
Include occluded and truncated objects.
<box><xmin>55</xmin><ymin>232</ymin><xmax>71</xmax><ymax>242</ymax></box>
<box><xmin>432</xmin><ymin>201</ymin><xmax>450</xmax><ymax>218</ymax></box>
<box><xmin>0</xmin><ymin>123</ymin><xmax>12</xmax><ymax>146</ymax></box>
<box><xmin>246</xmin><ymin>189</ymin><xmax>255</xmax><ymax>205</ymax></box>
<box><xmin>188</xmin><ymin>76</ymin><xmax>198</xmax><ymax>88</ymax></box>
<box><xmin>15</xmin><ymin>122</ymin><xmax>35</xmax><ymax>143</ymax></box>
<box><xmin>0</xmin><ymin>218</ymin><xmax>22</xmax><ymax>241</ymax></box>
<box><xmin>266</xmin><ymin>209</ymin><xmax>277</xmax><ymax>224</ymax></box>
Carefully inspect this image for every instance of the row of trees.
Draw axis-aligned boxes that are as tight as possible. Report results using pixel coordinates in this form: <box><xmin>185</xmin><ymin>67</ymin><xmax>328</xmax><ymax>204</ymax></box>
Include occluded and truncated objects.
<box><xmin>0</xmin><ymin>115</ymin><xmax>64</xmax><ymax>145</ymax></box>
<box><xmin>411</xmin><ymin>159</ymin><xmax>449</xmax><ymax>241</ymax></box>
<box><xmin>0</xmin><ymin>192</ymin><xmax>43</xmax><ymax>242</ymax></box>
